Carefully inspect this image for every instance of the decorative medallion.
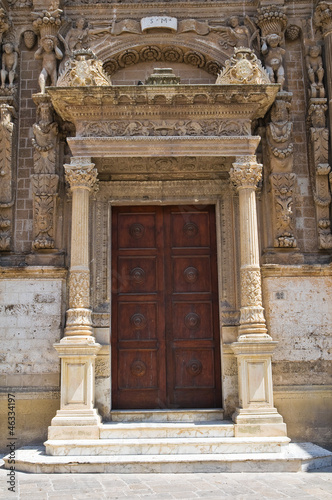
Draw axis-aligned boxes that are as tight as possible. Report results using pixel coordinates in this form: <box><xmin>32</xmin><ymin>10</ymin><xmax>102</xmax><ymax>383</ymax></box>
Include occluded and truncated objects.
<box><xmin>184</xmin><ymin>266</ymin><xmax>199</xmax><ymax>283</ymax></box>
<box><xmin>129</xmin><ymin>222</ymin><xmax>145</xmax><ymax>239</ymax></box>
<box><xmin>130</xmin><ymin>267</ymin><xmax>146</xmax><ymax>284</ymax></box>
<box><xmin>184</xmin><ymin>312</ymin><xmax>201</xmax><ymax>329</ymax></box>
<box><xmin>130</xmin><ymin>313</ymin><xmax>147</xmax><ymax>330</ymax></box>
<box><xmin>186</xmin><ymin>359</ymin><xmax>202</xmax><ymax>377</ymax></box>
<box><xmin>130</xmin><ymin>360</ymin><xmax>147</xmax><ymax>377</ymax></box>
<box><xmin>215</xmin><ymin>48</ymin><xmax>270</xmax><ymax>85</ymax></box>
<box><xmin>183</xmin><ymin>222</ymin><xmax>199</xmax><ymax>238</ymax></box>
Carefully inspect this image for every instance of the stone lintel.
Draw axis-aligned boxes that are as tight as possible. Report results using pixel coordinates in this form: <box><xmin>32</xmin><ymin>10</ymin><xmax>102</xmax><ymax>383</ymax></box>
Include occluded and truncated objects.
<box><xmin>67</xmin><ymin>135</ymin><xmax>261</xmax><ymax>158</ymax></box>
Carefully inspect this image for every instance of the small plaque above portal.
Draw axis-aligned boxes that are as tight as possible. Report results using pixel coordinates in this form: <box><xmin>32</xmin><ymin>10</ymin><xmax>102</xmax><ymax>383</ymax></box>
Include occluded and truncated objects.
<box><xmin>141</xmin><ymin>16</ymin><xmax>177</xmax><ymax>33</ymax></box>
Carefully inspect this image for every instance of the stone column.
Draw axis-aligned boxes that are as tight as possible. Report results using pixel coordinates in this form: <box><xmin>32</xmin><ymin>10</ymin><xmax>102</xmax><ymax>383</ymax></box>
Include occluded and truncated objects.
<box><xmin>46</xmin><ymin>157</ymin><xmax>101</xmax><ymax>447</ymax></box>
<box><xmin>229</xmin><ymin>156</ymin><xmax>287</xmax><ymax>438</ymax></box>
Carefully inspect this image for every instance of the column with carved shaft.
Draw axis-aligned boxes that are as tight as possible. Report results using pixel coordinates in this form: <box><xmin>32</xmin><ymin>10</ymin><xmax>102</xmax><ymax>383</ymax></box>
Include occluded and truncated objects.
<box><xmin>229</xmin><ymin>156</ymin><xmax>287</xmax><ymax>439</ymax></box>
<box><xmin>46</xmin><ymin>158</ymin><xmax>101</xmax><ymax>450</ymax></box>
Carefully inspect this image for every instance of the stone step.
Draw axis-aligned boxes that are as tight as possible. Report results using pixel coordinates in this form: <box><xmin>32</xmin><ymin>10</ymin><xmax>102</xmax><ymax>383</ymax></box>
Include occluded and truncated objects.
<box><xmin>110</xmin><ymin>409</ymin><xmax>224</xmax><ymax>423</ymax></box>
<box><xmin>45</xmin><ymin>436</ymin><xmax>290</xmax><ymax>456</ymax></box>
<box><xmin>5</xmin><ymin>443</ymin><xmax>332</xmax><ymax>473</ymax></box>
<box><xmin>100</xmin><ymin>421</ymin><xmax>234</xmax><ymax>439</ymax></box>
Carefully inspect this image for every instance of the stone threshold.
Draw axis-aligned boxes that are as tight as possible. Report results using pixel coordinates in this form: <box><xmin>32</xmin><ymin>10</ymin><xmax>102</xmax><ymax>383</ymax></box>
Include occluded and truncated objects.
<box><xmin>2</xmin><ymin>443</ymin><xmax>331</xmax><ymax>473</ymax></box>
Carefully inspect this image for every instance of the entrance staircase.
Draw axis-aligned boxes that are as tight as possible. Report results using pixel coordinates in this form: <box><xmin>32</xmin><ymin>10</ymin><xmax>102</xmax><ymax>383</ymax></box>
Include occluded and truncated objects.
<box><xmin>3</xmin><ymin>410</ymin><xmax>332</xmax><ymax>473</ymax></box>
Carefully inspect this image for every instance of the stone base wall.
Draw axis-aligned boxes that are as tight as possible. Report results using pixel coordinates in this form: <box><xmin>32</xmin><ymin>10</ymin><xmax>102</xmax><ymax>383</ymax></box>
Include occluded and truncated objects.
<box><xmin>0</xmin><ymin>271</ymin><xmax>65</xmax><ymax>453</ymax></box>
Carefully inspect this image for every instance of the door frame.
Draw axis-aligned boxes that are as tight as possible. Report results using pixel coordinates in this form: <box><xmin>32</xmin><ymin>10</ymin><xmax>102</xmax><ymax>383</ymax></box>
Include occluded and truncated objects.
<box><xmin>95</xmin><ymin>177</ymin><xmax>239</xmax><ymax>414</ymax></box>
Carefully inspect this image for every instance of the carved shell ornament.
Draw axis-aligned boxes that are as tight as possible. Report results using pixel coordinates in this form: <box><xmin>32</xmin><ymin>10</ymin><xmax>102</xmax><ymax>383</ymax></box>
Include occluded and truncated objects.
<box><xmin>57</xmin><ymin>49</ymin><xmax>112</xmax><ymax>87</ymax></box>
<box><xmin>216</xmin><ymin>48</ymin><xmax>271</xmax><ymax>85</ymax></box>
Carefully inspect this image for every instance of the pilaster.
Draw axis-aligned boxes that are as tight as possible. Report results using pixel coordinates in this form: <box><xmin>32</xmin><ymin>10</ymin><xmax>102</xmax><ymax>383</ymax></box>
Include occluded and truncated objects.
<box><xmin>229</xmin><ymin>155</ymin><xmax>287</xmax><ymax>437</ymax></box>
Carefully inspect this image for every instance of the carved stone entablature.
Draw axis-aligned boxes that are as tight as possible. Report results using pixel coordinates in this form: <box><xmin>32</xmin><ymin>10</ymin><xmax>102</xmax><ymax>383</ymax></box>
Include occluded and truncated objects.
<box><xmin>229</xmin><ymin>156</ymin><xmax>263</xmax><ymax>190</ymax></box>
<box><xmin>0</xmin><ymin>102</ymin><xmax>15</xmax><ymax>251</ymax></box>
<box><xmin>270</xmin><ymin>173</ymin><xmax>297</xmax><ymax>249</ymax></box>
<box><xmin>47</xmin><ymin>82</ymin><xmax>279</xmax><ymax>149</ymax></box>
<box><xmin>215</xmin><ymin>48</ymin><xmax>271</xmax><ymax>85</ymax></box>
<box><xmin>80</xmin><ymin>119</ymin><xmax>251</xmax><ymax>139</ymax></box>
<box><xmin>314</xmin><ymin>2</ymin><xmax>332</xmax><ymax>36</ymax></box>
<box><xmin>57</xmin><ymin>49</ymin><xmax>112</xmax><ymax>87</ymax></box>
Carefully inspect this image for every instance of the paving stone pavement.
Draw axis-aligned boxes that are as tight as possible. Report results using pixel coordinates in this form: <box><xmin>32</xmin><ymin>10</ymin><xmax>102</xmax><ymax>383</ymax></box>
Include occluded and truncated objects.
<box><xmin>0</xmin><ymin>465</ymin><xmax>331</xmax><ymax>500</ymax></box>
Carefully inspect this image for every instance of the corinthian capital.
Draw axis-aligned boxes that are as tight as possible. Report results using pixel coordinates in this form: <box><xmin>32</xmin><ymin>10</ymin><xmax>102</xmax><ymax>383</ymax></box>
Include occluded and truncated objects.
<box><xmin>315</xmin><ymin>2</ymin><xmax>332</xmax><ymax>35</ymax></box>
<box><xmin>64</xmin><ymin>157</ymin><xmax>98</xmax><ymax>191</ymax></box>
<box><xmin>229</xmin><ymin>156</ymin><xmax>263</xmax><ymax>189</ymax></box>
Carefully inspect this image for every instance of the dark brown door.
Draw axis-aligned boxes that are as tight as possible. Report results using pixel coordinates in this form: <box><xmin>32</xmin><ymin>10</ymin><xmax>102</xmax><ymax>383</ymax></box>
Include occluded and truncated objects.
<box><xmin>111</xmin><ymin>205</ymin><xmax>221</xmax><ymax>409</ymax></box>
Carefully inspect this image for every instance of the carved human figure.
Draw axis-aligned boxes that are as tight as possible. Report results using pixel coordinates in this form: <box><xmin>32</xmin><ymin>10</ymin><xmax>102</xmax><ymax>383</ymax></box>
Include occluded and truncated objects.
<box><xmin>1</xmin><ymin>43</ymin><xmax>17</xmax><ymax>88</ymax></box>
<box><xmin>61</xmin><ymin>17</ymin><xmax>90</xmax><ymax>55</ymax></box>
<box><xmin>261</xmin><ymin>33</ymin><xmax>285</xmax><ymax>90</ymax></box>
<box><xmin>35</xmin><ymin>36</ymin><xmax>63</xmax><ymax>93</ymax></box>
<box><xmin>306</xmin><ymin>45</ymin><xmax>325</xmax><ymax>98</ymax></box>
<box><xmin>211</xmin><ymin>15</ymin><xmax>259</xmax><ymax>50</ymax></box>
<box><xmin>33</xmin><ymin>102</ymin><xmax>58</xmax><ymax>151</ymax></box>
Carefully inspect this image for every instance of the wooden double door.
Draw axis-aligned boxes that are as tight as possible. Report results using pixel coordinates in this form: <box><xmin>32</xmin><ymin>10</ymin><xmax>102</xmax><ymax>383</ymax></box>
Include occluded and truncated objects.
<box><xmin>111</xmin><ymin>205</ymin><xmax>221</xmax><ymax>409</ymax></box>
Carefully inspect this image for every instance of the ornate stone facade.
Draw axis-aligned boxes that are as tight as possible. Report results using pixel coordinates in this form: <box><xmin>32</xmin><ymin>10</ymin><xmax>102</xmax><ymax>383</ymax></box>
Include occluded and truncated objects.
<box><xmin>0</xmin><ymin>0</ymin><xmax>331</xmax><ymax>468</ymax></box>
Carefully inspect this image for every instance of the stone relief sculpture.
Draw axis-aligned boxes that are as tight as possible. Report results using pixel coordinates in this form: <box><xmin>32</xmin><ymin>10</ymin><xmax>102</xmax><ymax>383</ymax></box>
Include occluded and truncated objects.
<box><xmin>32</xmin><ymin>7</ymin><xmax>63</xmax><ymax>93</ymax></box>
<box><xmin>308</xmin><ymin>102</ymin><xmax>332</xmax><ymax>249</ymax></box>
<box><xmin>266</xmin><ymin>94</ymin><xmax>297</xmax><ymax>249</ymax></box>
<box><xmin>34</xmin><ymin>36</ymin><xmax>63</xmax><ymax>93</ymax></box>
<box><xmin>60</xmin><ymin>17</ymin><xmax>90</xmax><ymax>54</ymax></box>
<box><xmin>211</xmin><ymin>16</ymin><xmax>259</xmax><ymax>51</ymax></box>
<box><xmin>306</xmin><ymin>45</ymin><xmax>325</xmax><ymax>98</ymax></box>
<box><xmin>261</xmin><ymin>34</ymin><xmax>285</xmax><ymax>90</ymax></box>
<box><xmin>266</xmin><ymin>99</ymin><xmax>293</xmax><ymax>171</ymax></box>
<box><xmin>0</xmin><ymin>103</ymin><xmax>15</xmax><ymax>251</ymax></box>
<box><xmin>1</xmin><ymin>42</ymin><xmax>17</xmax><ymax>89</ymax></box>
<box><xmin>31</xmin><ymin>95</ymin><xmax>59</xmax><ymax>250</ymax></box>
<box><xmin>270</xmin><ymin>173</ymin><xmax>297</xmax><ymax>248</ymax></box>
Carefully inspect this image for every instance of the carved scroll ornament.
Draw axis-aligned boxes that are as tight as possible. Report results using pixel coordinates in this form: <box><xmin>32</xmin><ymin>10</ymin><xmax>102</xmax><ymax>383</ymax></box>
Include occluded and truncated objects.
<box><xmin>57</xmin><ymin>49</ymin><xmax>112</xmax><ymax>87</ymax></box>
<box><xmin>229</xmin><ymin>156</ymin><xmax>263</xmax><ymax>190</ymax></box>
<box><xmin>216</xmin><ymin>48</ymin><xmax>270</xmax><ymax>85</ymax></box>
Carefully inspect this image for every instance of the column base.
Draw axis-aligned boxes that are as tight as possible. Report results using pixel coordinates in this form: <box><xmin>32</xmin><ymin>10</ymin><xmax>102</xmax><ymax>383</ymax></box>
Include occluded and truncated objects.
<box><xmin>47</xmin><ymin>409</ymin><xmax>101</xmax><ymax>440</ymax></box>
<box><xmin>233</xmin><ymin>408</ymin><xmax>288</xmax><ymax>437</ymax></box>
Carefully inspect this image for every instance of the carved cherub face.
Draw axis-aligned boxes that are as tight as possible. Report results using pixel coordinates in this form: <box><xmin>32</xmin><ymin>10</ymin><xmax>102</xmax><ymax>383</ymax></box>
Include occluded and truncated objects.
<box><xmin>267</xmin><ymin>33</ymin><xmax>281</xmax><ymax>47</ymax></box>
<box><xmin>229</xmin><ymin>16</ymin><xmax>239</xmax><ymax>28</ymax></box>
<box><xmin>309</xmin><ymin>45</ymin><xmax>321</xmax><ymax>58</ymax></box>
<box><xmin>42</xmin><ymin>37</ymin><xmax>55</xmax><ymax>52</ymax></box>
<box><xmin>77</xmin><ymin>17</ymin><xmax>86</xmax><ymax>30</ymax></box>
<box><xmin>3</xmin><ymin>43</ymin><xmax>13</xmax><ymax>54</ymax></box>
<box><xmin>271</xmin><ymin>102</ymin><xmax>288</xmax><ymax>122</ymax></box>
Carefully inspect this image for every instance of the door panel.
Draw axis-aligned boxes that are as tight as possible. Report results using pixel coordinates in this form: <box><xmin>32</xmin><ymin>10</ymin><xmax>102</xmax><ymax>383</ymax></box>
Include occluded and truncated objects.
<box><xmin>112</xmin><ymin>205</ymin><xmax>221</xmax><ymax>409</ymax></box>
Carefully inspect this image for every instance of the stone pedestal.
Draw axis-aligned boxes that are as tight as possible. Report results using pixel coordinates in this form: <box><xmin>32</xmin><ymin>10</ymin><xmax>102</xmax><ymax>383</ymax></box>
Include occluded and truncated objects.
<box><xmin>229</xmin><ymin>156</ymin><xmax>286</xmax><ymax>437</ymax></box>
<box><xmin>46</xmin><ymin>157</ymin><xmax>101</xmax><ymax>444</ymax></box>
